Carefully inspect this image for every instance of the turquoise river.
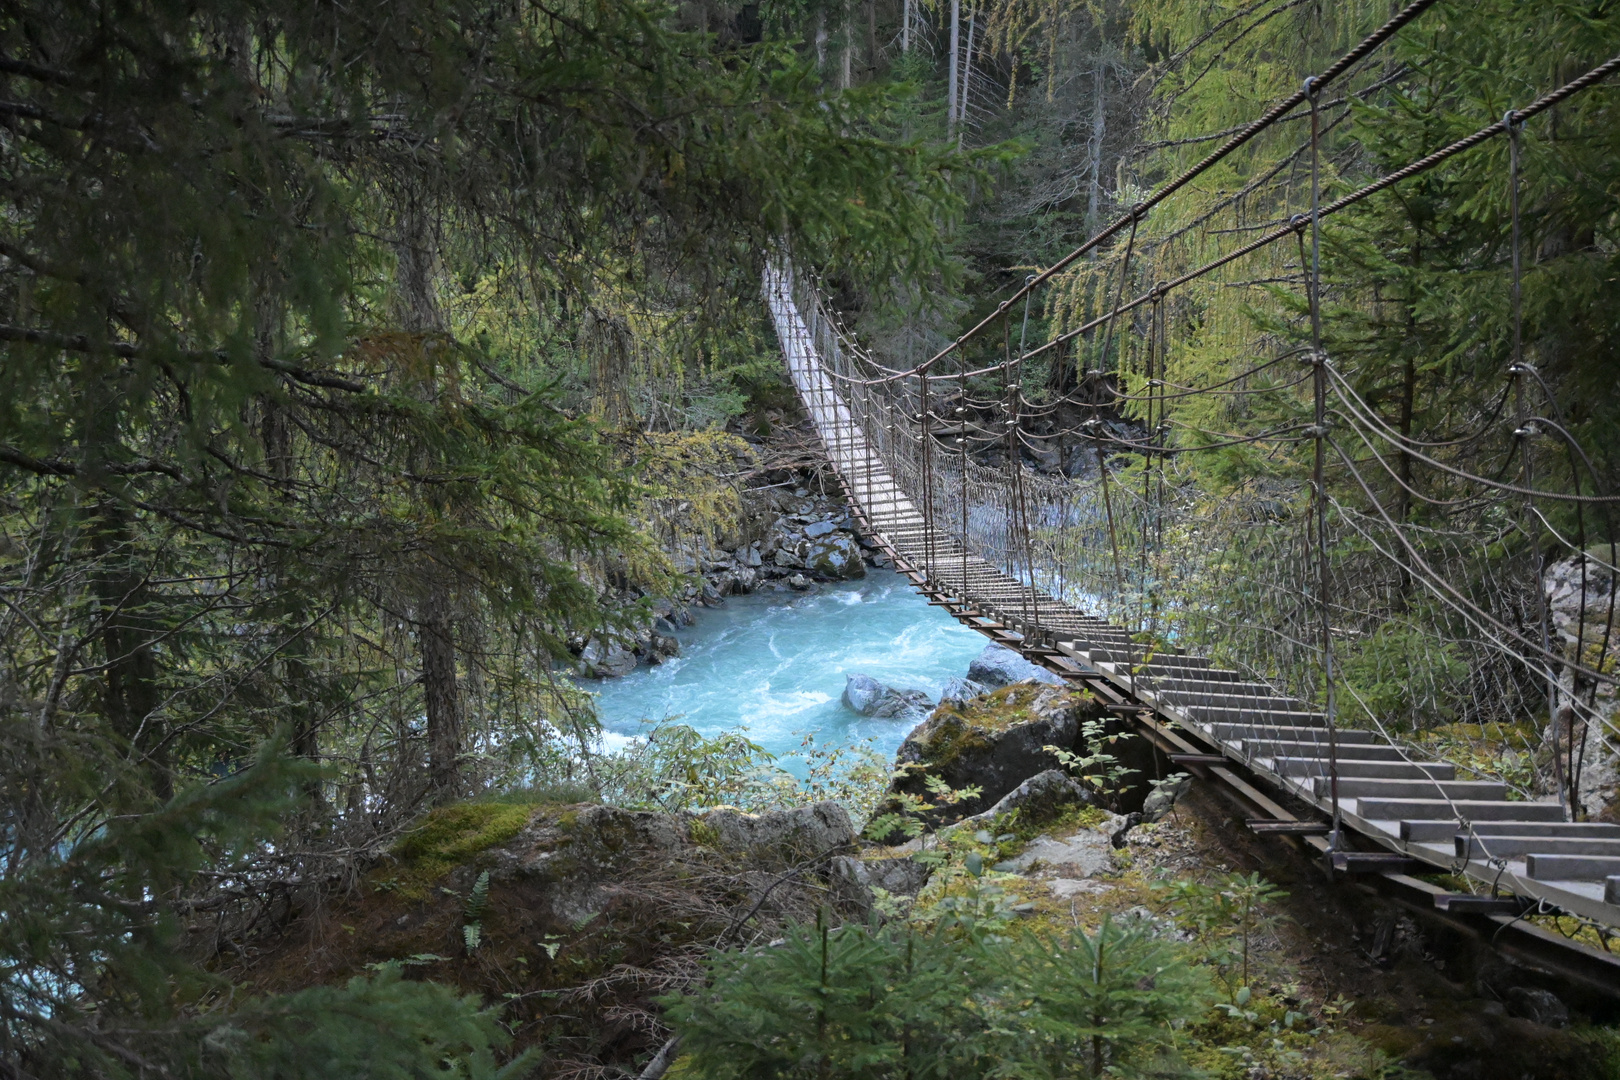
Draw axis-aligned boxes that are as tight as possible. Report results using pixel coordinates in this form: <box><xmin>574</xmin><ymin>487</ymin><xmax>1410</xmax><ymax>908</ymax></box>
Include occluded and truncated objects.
<box><xmin>589</xmin><ymin>569</ymin><xmax>986</xmax><ymax>769</ymax></box>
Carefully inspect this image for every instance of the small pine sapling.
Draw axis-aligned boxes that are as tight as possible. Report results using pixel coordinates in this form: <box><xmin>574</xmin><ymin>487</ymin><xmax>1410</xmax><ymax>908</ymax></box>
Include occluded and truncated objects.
<box><xmin>1153</xmin><ymin>870</ymin><xmax>1287</xmax><ymax>1000</ymax></box>
<box><xmin>1003</xmin><ymin>915</ymin><xmax>1212</xmax><ymax>1078</ymax></box>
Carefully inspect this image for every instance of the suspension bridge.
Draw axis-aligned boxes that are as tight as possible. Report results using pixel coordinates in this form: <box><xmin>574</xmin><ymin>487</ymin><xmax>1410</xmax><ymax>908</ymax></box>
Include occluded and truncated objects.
<box><xmin>766</xmin><ymin>0</ymin><xmax>1620</xmax><ymax>993</ymax></box>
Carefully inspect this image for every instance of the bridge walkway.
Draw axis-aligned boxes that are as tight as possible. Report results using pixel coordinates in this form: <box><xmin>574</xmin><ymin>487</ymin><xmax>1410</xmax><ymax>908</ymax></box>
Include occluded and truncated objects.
<box><xmin>766</xmin><ymin>266</ymin><xmax>1620</xmax><ymax>972</ymax></box>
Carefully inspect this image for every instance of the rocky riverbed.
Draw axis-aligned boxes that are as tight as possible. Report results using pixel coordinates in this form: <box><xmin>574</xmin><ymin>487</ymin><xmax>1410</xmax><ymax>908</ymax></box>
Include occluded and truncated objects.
<box><xmin>573</xmin><ymin>478</ymin><xmax>883</xmax><ymax>679</ymax></box>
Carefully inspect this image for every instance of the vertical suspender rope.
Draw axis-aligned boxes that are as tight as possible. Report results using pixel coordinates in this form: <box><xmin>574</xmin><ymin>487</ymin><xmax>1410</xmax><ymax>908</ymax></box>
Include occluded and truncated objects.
<box><xmin>1154</xmin><ymin>288</ymin><xmax>1169</xmax><ymax>558</ymax></box>
<box><xmin>921</xmin><ymin>372</ymin><xmax>936</xmax><ymax>586</ymax></box>
<box><xmin>886</xmin><ymin>397</ymin><xmax>897</xmax><ymax>541</ymax></box>
<box><xmin>959</xmin><ymin>357</ymin><xmax>970</xmax><ymax>605</ymax></box>
<box><xmin>1505</xmin><ymin>109</ymin><xmax>1564</xmax><ymax>818</ymax></box>
<box><xmin>1015</xmin><ymin>275</ymin><xmax>1042</xmax><ymax>640</ymax></box>
<box><xmin>827</xmin><ymin>306</ymin><xmax>838</xmax><ymax>497</ymax></box>
<box><xmin>1091</xmin><ymin>212</ymin><xmax>1140</xmax><ymax>626</ymax></box>
<box><xmin>1054</xmin><ymin>337</ymin><xmax>1070</xmax><ymax>611</ymax></box>
<box><xmin>1004</xmin><ymin>318</ymin><xmax>1033</xmax><ymax>633</ymax></box>
<box><xmin>867</xmin><ymin>376</ymin><xmax>878</xmax><ymax>536</ymax></box>
<box><xmin>1139</xmin><ymin>291</ymin><xmax>1161</xmax><ymax>679</ymax></box>
<box><xmin>1305</xmin><ymin>75</ymin><xmax>1343</xmax><ymax>850</ymax></box>
<box><xmin>1095</xmin><ymin>424</ymin><xmax>1124</xmax><ymax>608</ymax></box>
<box><xmin>1014</xmin><ymin>387</ymin><xmax>1041</xmax><ymax>641</ymax></box>
<box><xmin>828</xmin><ymin>308</ymin><xmax>840</xmax><ymax>505</ymax></box>
<box><xmin>1152</xmin><ymin>289</ymin><xmax>1171</xmax><ymax>697</ymax></box>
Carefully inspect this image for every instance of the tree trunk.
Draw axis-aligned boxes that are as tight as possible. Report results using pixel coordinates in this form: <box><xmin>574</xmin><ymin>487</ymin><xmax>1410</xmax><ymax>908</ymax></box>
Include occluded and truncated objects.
<box><xmin>419</xmin><ymin>580</ymin><xmax>463</xmax><ymax>796</ymax></box>
<box><xmin>1087</xmin><ymin>59</ymin><xmax>1106</xmax><ymax>232</ymax></box>
<box><xmin>960</xmin><ymin>9</ymin><xmax>975</xmax><ymax>127</ymax></box>
<box><xmin>841</xmin><ymin>2</ymin><xmax>852</xmax><ymax>89</ymax></box>
<box><xmin>947</xmin><ymin>0</ymin><xmax>960</xmax><ymax>132</ymax></box>
<box><xmin>865</xmin><ymin>0</ymin><xmax>876</xmax><ymax>77</ymax></box>
<box><xmin>393</xmin><ymin>192</ymin><xmax>464</xmax><ymax>799</ymax></box>
<box><xmin>1396</xmin><ymin>354</ymin><xmax>1416</xmax><ymax>524</ymax></box>
<box><xmin>91</xmin><ymin>502</ymin><xmax>168</xmax><ymax>799</ymax></box>
<box><xmin>1395</xmin><ymin>236</ymin><xmax>1422</xmax><ymax>599</ymax></box>
<box><xmin>902</xmin><ymin>0</ymin><xmax>911</xmax><ymax>53</ymax></box>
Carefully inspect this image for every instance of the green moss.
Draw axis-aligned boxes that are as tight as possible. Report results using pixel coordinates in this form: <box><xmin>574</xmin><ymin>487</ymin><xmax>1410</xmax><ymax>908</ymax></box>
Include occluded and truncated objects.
<box><xmin>918</xmin><ymin>685</ymin><xmax>1095</xmax><ymax>771</ymax></box>
<box><xmin>1010</xmin><ymin>801</ymin><xmax>1108</xmax><ymax>841</ymax></box>
<box><xmin>914</xmin><ymin>713</ymin><xmax>995</xmax><ymax>770</ymax></box>
<box><xmin>386</xmin><ymin>802</ymin><xmax>535</xmax><ymax>898</ymax></box>
<box><xmin>987</xmin><ymin>792</ymin><xmax>1109</xmax><ymax>844</ymax></box>
<box><xmin>940</xmin><ymin>684</ymin><xmax>1043</xmax><ymax>732</ymax></box>
<box><xmin>688</xmin><ymin>819</ymin><xmax>722</xmax><ymax>848</ymax></box>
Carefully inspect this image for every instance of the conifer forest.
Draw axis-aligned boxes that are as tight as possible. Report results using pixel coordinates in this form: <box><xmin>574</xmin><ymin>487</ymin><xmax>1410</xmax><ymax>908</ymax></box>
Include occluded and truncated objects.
<box><xmin>2</xmin><ymin>1</ymin><xmax>1620</xmax><ymax>1077</ymax></box>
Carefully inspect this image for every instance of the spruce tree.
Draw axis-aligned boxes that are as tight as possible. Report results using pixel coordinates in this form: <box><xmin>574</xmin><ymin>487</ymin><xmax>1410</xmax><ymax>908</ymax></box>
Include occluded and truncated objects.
<box><xmin>0</xmin><ymin>0</ymin><xmax>970</xmax><ymax>1073</ymax></box>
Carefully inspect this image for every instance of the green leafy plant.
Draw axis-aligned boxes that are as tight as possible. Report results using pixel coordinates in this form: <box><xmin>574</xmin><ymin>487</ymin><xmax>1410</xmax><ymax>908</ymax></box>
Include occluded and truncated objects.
<box><xmin>1045</xmin><ymin>718</ymin><xmax>1140</xmax><ymax>809</ymax></box>
<box><xmin>463</xmin><ymin>870</ymin><xmax>492</xmax><ymax>953</ymax></box>
<box><xmin>862</xmin><ymin>764</ymin><xmax>984</xmax><ymax>844</ymax></box>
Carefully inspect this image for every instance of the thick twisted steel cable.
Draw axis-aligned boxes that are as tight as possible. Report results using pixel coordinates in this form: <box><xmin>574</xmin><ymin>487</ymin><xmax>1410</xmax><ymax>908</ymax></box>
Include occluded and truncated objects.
<box><xmin>1528</xmin><ymin>505</ymin><xmax>1620</xmax><ymax>577</ymax></box>
<box><xmin>1022</xmin><ymin>50</ymin><xmax>1620</xmax><ymax>369</ymax></box>
<box><xmin>1326</xmin><ymin>367</ymin><xmax>1515</xmax><ymax>449</ymax></box>
<box><xmin>860</xmin><ymin>0</ymin><xmax>1443</xmax><ymax>382</ymax></box>
<box><xmin>1333</xmin><ymin>405</ymin><xmax>1519</xmax><ymax>511</ymax></box>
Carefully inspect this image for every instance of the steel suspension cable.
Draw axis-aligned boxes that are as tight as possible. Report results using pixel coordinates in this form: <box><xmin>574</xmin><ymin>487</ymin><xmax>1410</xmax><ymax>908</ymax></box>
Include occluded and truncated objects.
<box><xmin>1019</xmin><ymin>50</ymin><xmax>1620</xmax><ymax>372</ymax></box>
<box><xmin>902</xmin><ymin>0</ymin><xmax>1442</xmax><ymax>378</ymax></box>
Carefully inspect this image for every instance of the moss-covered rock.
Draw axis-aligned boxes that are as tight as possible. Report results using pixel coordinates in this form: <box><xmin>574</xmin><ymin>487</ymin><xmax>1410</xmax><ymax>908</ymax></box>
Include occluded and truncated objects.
<box><xmin>387</xmin><ymin>802</ymin><xmax>537</xmax><ymax>899</ymax></box>
<box><xmin>885</xmin><ymin>680</ymin><xmax>1103</xmax><ymax>824</ymax></box>
<box><xmin>948</xmin><ymin>769</ymin><xmax>1099</xmax><ymax>838</ymax></box>
<box><xmin>232</xmin><ymin>800</ymin><xmax>862</xmax><ymax>1079</ymax></box>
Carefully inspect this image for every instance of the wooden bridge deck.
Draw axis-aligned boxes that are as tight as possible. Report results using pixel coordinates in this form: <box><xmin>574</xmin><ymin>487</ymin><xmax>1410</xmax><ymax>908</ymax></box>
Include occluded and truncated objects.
<box><xmin>766</xmin><ymin>266</ymin><xmax>1620</xmax><ymax>941</ymax></box>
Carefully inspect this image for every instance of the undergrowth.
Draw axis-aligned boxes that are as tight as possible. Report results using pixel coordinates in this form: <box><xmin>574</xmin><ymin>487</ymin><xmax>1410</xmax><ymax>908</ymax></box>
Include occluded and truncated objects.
<box><xmin>385</xmin><ymin>803</ymin><xmax>535</xmax><ymax>899</ymax></box>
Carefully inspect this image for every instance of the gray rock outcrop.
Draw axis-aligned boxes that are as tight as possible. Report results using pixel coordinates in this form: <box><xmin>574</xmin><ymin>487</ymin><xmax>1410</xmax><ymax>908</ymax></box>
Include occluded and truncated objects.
<box><xmin>1543</xmin><ymin>550</ymin><xmax>1618</xmax><ymax>819</ymax></box>
<box><xmin>697</xmin><ymin>801</ymin><xmax>859</xmax><ymax>861</ymax></box>
<box><xmin>577</xmin><ymin>636</ymin><xmax>637</xmax><ymax>678</ymax></box>
<box><xmin>952</xmin><ymin>769</ymin><xmax>1097</xmax><ymax>831</ymax></box>
<box><xmin>938</xmin><ymin>676</ymin><xmax>989</xmax><ymax>706</ymax></box>
<box><xmin>1504</xmin><ymin>986</ymin><xmax>1570</xmax><ymax>1028</ymax></box>
<box><xmin>804</xmin><ymin>533</ymin><xmax>865</xmax><ymax>579</ymax></box>
<box><xmin>1142</xmin><ymin>772</ymin><xmax>1193</xmax><ymax>821</ymax></box>
<box><xmin>843</xmin><ymin>673</ymin><xmax>933</xmax><ymax>719</ymax></box>
<box><xmin>967</xmin><ymin>643</ymin><xmax>1064</xmax><ymax>689</ymax></box>
<box><xmin>828</xmin><ymin>854</ymin><xmax>935</xmax><ymax>912</ymax></box>
<box><xmin>884</xmin><ymin>680</ymin><xmax>1105</xmax><ymax>822</ymax></box>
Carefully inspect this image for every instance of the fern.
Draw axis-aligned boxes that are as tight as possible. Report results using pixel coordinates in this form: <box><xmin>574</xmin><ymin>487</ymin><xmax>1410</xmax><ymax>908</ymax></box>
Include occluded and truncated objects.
<box><xmin>462</xmin><ymin>870</ymin><xmax>491</xmax><ymax>953</ymax></box>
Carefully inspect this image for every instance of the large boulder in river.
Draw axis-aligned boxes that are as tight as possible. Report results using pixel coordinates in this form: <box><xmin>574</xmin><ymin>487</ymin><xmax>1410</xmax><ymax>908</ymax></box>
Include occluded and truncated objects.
<box><xmin>844</xmin><ymin>673</ymin><xmax>932</xmax><ymax>719</ymax></box>
<box><xmin>804</xmin><ymin>533</ymin><xmax>865</xmax><ymax>579</ymax></box>
<box><xmin>938</xmin><ymin>676</ymin><xmax>989</xmax><ymax>706</ymax></box>
<box><xmin>883</xmin><ymin>680</ymin><xmax>1104</xmax><ymax>825</ymax></box>
<box><xmin>968</xmin><ymin>643</ymin><xmax>1064</xmax><ymax>688</ymax></box>
<box><xmin>577</xmin><ymin>636</ymin><xmax>637</xmax><ymax>678</ymax></box>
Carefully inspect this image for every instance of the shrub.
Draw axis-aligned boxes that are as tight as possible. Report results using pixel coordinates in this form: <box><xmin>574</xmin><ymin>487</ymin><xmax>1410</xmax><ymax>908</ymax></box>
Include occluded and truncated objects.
<box><xmin>663</xmin><ymin>905</ymin><xmax>1211</xmax><ymax>1079</ymax></box>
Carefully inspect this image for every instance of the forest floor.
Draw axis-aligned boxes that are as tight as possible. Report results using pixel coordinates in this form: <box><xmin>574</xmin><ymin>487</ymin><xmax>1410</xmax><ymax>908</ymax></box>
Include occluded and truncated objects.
<box><xmin>928</xmin><ymin>783</ymin><xmax>1620</xmax><ymax>1080</ymax></box>
<box><xmin>226</xmin><ymin>777</ymin><xmax>1620</xmax><ymax>1080</ymax></box>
